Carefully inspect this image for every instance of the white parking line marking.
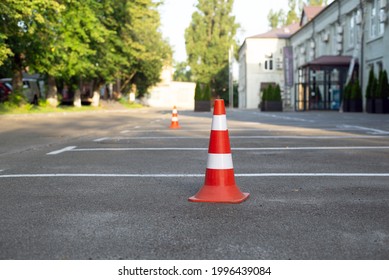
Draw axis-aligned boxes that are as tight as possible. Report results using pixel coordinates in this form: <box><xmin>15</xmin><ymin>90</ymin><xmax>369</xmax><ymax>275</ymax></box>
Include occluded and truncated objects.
<box><xmin>93</xmin><ymin>135</ymin><xmax>388</xmax><ymax>141</ymax></box>
<box><xmin>233</xmin><ymin>146</ymin><xmax>389</xmax><ymax>151</ymax></box>
<box><xmin>75</xmin><ymin>147</ymin><xmax>207</xmax><ymax>151</ymax></box>
<box><xmin>337</xmin><ymin>125</ymin><xmax>389</xmax><ymax>135</ymax></box>
<box><xmin>253</xmin><ymin>112</ymin><xmax>316</xmax><ymax>123</ymax></box>
<box><xmin>57</xmin><ymin>146</ymin><xmax>389</xmax><ymax>153</ymax></box>
<box><xmin>1</xmin><ymin>173</ymin><xmax>389</xmax><ymax>178</ymax></box>
<box><xmin>94</xmin><ymin>137</ymin><xmax>109</xmax><ymax>142</ymax></box>
<box><xmin>46</xmin><ymin>146</ymin><xmax>77</xmax><ymax>155</ymax></box>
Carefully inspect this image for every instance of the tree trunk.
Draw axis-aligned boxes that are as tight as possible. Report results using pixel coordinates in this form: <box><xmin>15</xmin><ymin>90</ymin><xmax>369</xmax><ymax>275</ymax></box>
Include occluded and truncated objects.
<box><xmin>92</xmin><ymin>90</ymin><xmax>100</xmax><ymax>107</ymax></box>
<box><xmin>47</xmin><ymin>75</ymin><xmax>58</xmax><ymax>107</ymax></box>
<box><xmin>73</xmin><ymin>89</ymin><xmax>81</xmax><ymax>107</ymax></box>
<box><xmin>12</xmin><ymin>54</ymin><xmax>24</xmax><ymax>93</ymax></box>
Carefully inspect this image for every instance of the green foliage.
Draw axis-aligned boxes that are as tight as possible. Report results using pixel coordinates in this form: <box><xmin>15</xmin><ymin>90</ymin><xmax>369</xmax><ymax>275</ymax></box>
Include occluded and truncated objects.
<box><xmin>344</xmin><ymin>80</ymin><xmax>362</xmax><ymax>100</ymax></box>
<box><xmin>267</xmin><ymin>0</ymin><xmax>328</xmax><ymax>28</ymax></box>
<box><xmin>173</xmin><ymin>62</ymin><xmax>192</xmax><ymax>82</ymax></box>
<box><xmin>350</xmin><ymin>80</ymin><xmax>362</xmax><ymax>100</ymax></box>
<box><xmin>376</xmin><ymin>69</ymin><xmax>389</xmax><ymax>99</ymax></box>
<box><xmin>366</xmin><ymin>68</ymin><xmax>375</xmax><ymax>99</ymax></box>
<box><xmin>194</xmin><ymin>81</ymin><xmax>211</xmax><ymax>101</ymax></box>
<box><xmin>382</xmin><ymin>70</ymin><xmax>389</xmax><ymax>99</ymax></box>
<box><xmin>194</xmin><ymin>82</ymin><xmax>202</xmax><ymax>101</ymax></box>
<box><xmin>203</xmin><ymin>83</ymin><xmax>211</xmax><ymax>101</ymax></box>
<box><xmin>0</xmin><ymin>0</ymin><xmax>172</xmax><ymax>105</ymax></box>
<box><xmin>268</xmin><ymin>9</ymin><xmax>285</xmax><ymax>28</ymax></box>
<box><xmin>343</xmin><ymin>82</ymin><xmax>352</xmax><ymax>100</ymax></box>
<box><xmin>376</xmin><ymin>70</ymin><xmax>384</xmax><ymax>98</ymax></box>
<box><xmin>273</xmin><ymin>84</ymin><xmax>282</xmax><ymax>101</ymax></box>
<box><xmin>185</xmin><ymin>0</ymin><xmax>238</xmax><ymax>95</ymax></box>
<box><xmin>285</xmin><ymin>0</ymin><xmax>299</xmax><ymax>25</ymax></box>
<box><xmin>262</xmin><ymin>84</ymin><xmax>282</xmax><ymax>102</ymax></box>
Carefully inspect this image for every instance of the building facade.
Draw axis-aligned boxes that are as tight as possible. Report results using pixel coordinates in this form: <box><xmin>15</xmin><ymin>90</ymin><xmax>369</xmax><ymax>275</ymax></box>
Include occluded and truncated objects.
<box><xmin>238</xmin><ymin>24</ymin><xmax>299</xmax><ymax>109</ymax></box>
<box><xmin>239</xmin><ymin>0</ymin><xmax>389</xmax><ymax>112</ymax></box>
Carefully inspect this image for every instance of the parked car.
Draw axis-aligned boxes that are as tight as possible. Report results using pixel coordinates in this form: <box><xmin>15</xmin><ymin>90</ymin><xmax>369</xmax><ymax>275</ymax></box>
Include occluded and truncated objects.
<box><xmin>0</xmin><ymin>78</ymin><xmax>42</xmax><ymax>104</ymax></box>
<box><xmin>0</xmin><ymin>82</ymin><xmax>12</xmax><ymax>102</ymax></box>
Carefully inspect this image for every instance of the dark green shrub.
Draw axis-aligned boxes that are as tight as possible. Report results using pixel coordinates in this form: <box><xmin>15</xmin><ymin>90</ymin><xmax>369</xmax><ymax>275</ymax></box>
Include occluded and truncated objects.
<box><xmin>366</xmin><ymin>68</ymin><xmax>375</xmax><ymax>99</ymax></box>
<box><xmin>350</xmin><ymin>79</ymin><xmax>362</xmax><ymax>100</ymax></box>
<box><xmin>381</xmin><ymin>70</ymin><xmax>389</xmax><ymax>99</ymax></box>
<box><xmin>262</xmin><ymin>84</ymin><xmax>282</xmax><ymax>102</ymax></box>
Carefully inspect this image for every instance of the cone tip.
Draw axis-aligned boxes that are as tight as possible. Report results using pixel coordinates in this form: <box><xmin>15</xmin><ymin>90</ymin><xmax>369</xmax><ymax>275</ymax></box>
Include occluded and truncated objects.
<box><xmin>213</xmin><ymin>99</ymin><xmax>226</xmax><ymax>115</ymax></box>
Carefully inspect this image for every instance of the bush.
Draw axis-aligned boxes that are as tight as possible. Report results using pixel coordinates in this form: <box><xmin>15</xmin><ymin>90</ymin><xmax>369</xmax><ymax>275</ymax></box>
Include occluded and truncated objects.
<box><xmin>194</xmin><ymin>82</ymin><xmax>211</xmax><ymax>101</ymax></box>
<box><xmin>262</xmin><ymin>84</ymin><xmax>281</xmax><ymax>102</ymax></box>
<box><xmin>366</xmin><ymin>68</ymin><xmax>375</xmax><ymax>99</ymax></box>
<box><xmin>381</xmin><ymin>70</ymin><xmax>389</xmax><ymax>99</ymax></box>
<box><xmin>375</xmin><ymin>69</ymin><xmax>389</xmax><ymax>99</ymax></box>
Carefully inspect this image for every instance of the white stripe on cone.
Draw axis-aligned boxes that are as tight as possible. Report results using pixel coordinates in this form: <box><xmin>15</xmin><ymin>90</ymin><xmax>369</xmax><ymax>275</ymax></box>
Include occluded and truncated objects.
<box><xmin>211</xmin><ymin>115</ymin><xmax>228</xmax><ymax>131</ymax></box>
<box><xmin>207</xmin><ymin>153</ymin><xmax>234</xmax><ymax>169</ymax></box>
<box><xmin>173</xmin><ymin>109</ymin><xmax>178</xmax><ymax>114</ymax></box>
<box><xmin>172</xmin><ymin>117</ymin><xmax>178</xmax><ymax>122</ymax></box>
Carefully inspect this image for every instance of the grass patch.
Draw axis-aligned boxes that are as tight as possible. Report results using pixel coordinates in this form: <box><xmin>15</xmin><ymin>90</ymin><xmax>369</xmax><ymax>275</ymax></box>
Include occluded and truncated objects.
<box><xmin>0</xmin><ymin>100</ymin><xmax>99</xmax><ymax>115</ymax></box>
<box><xmin>118</xmin><ymin>98</ymin><xmax>143</xmax><ymax>109</ymax></box>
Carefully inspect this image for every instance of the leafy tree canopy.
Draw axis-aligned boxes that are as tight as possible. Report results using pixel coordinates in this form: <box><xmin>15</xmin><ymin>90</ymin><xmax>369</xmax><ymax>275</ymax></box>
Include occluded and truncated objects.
<box><xmin>0</xmin><ymin>0</ymin><xmax>172</xmax><ymax>99</ymax></box>
<box><xmin>185</xmin><ymin>0</ymin><xmax>238</xmax><ymax>91</ymax></box>
<box><xmin>267</xmin><ymin>0</ymin><xmax>328</xmax><ymax>29</ymax></box>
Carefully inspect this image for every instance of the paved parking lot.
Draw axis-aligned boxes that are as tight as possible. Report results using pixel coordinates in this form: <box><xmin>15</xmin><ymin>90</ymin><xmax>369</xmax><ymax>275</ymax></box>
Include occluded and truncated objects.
<box><xmin>0</xmin><ymin>107</ymin><xmax>388</xmax><ymax>259</ymax></box>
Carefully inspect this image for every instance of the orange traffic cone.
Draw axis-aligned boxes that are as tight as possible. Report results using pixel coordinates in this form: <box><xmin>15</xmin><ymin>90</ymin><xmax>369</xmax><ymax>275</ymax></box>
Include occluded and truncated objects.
<box><xmin>169</xmin><ymin>106</ymin><xmax>181</xmax><ymax>129</ymax></box>
<box><xmin>188</xmin><ymin>99</ymin><xmax>249</xmax><ymax>204</ymax></box>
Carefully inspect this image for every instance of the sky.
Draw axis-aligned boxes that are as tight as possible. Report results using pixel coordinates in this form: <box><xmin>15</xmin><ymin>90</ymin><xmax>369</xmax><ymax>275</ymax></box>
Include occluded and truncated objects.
<box><xmin>159</xmin><ymin>0</ymin><xmax>290</xmax><ymax>62</ymax></box>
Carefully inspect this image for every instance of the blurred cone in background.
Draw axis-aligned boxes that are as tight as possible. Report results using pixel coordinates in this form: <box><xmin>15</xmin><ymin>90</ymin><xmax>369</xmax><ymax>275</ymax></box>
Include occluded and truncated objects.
<box><xmin>169</xmin><ymin>106</ymin><xmax>181</xmax><ymax>129</ymax></box>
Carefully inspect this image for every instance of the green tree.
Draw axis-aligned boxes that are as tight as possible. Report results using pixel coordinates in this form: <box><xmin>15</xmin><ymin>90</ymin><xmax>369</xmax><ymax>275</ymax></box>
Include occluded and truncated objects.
<box><xmin>173</xmin><ymin>62</ymin><xmax>192</xmax><ymax>82</ymax></box>
<box><xmin>267</xmin><ymin>9</ymin><xmax>285</xmax><ymax>28</ymax></box>
<box><xmin>267</xmin><ymin>0</ymin><xmax>328</xmax><ymax>29</ymax></box>
<box><xmin>114</xmin><ymin>0</ymin><xmax>172</xmax><ymax>96</ymax></box>
<box><xmin>0</xmin><ymin>0</ymin><xmax>172</xmax><ymax>105</ymax></box>
<box><xmin>185</xmin><ymin>0</ymin><xmax>238</xmax><ymax>98</ymax></box>
<box><xmin>36</xmin><ymin>0</ymin><xmax>110</xmax><ymax>106</ymax></box>
<box><xmin>0</xmin><ymin>0</ymin><xmax>63</xmax><ymax>98</ymax></box>
<box><xmin>308</xmin><ymin>0</ymin><xmax>327</xmax><ymax>5</ymax></box>
<box><xmin>285</xmin><ymin>0</ymin><xmax>299</xmax><ymax>25</ymax></box>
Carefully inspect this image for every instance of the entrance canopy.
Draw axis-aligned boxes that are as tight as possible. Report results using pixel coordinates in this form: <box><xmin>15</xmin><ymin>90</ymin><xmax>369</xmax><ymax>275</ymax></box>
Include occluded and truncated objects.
<box><xmin>296</xmin><ymin>56</ymin><xmax>359</xmax><ymax>111</ymax></box>
<box><xmin>302</xmin><ymin>55</ymin><xmax>357</xmax><ymax>70</ymax></box>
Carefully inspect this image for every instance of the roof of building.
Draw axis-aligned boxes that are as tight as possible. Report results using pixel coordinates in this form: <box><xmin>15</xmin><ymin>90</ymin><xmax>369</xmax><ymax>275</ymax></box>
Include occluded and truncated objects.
<box><xmin>300</xmin><ymin>5</ymin><xmax>325</xmax><ymax>25</ymax></box>
<box><xmin>247</xmin><ymin>22</ymin><xmax>300</xmax><ymax>39</ymax></box>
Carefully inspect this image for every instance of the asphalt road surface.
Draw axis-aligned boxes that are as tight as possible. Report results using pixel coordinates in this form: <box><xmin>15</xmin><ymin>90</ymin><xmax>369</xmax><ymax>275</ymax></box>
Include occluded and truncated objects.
<box><xmin>1</xmin><ymin>106</ymin><xmax>388</xmax><ymax>259</ymax></box>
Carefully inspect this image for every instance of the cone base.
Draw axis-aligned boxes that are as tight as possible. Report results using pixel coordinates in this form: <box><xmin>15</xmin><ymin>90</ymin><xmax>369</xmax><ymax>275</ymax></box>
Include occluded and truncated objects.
<box><xmin>188</xmin><ymin>184</ymin><xmax>250</xmax><ymax>204</ymax></box>
<box><xmin>169</xmin><ymin>123</ymin><xmax>181</xmax><ymax>129</ymax></box>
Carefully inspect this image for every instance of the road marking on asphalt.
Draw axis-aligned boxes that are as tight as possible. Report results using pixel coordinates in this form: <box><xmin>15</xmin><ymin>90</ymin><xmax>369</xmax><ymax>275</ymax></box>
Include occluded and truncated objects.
<box><xmin>48</xmin><ymin>146</ymin><xmax>389</xmax><ymax>154</ymax></box>
<box><xmin>253</xmin><ymin>112</ymin><xmax>316</xmax><ymax>123</ymax></box>
<box><xmin>1</xmin><ymin>173</ymin><xmax>389</xmax><ymax>178</ymax></box>
<box><xmin>337</xmin><ymin>125</ymin><xmax>389</xmax><ymax>135</ymax></box>
<box><xmin>234</xmin><ymin>146</ymin><xmax>389</xmax><ymax>151</ymax></box>
<box><xmin>72</xmin><ymin>147</ymin><xmax>208</xmax><ymax>151</ymax></box>
<box><xmin>93</xmin><ymin>135</ymin><xmax>388</xmax><ymax>142</ymax></box>
<box><xmin>94</xmin><ymin>137</ymin><xmax>110</xmax><ymax>142</ymax></box>
<box><xmin>46</xmin><ymin>146</ymin><xmax>77</xmax><ymax>155</ymax></box>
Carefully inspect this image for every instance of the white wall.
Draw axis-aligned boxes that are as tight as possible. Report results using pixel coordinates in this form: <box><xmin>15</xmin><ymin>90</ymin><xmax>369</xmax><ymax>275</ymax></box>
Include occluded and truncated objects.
<box><xmin>242</xmin><ymin>38</ymin><xmax>286</xmax><ymax>109</ymax></box>
<box><xmin>143</xmin><ymin>82</ymin><xmax>196</xmax><ymax>109</ymax></box>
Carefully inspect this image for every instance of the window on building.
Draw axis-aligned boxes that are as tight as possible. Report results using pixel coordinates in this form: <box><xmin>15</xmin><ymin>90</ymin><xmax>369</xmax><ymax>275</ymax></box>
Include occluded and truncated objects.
<box><xmin>349</xmin><ymin>13</ymin><xmax>355</xmax><ymax>48</ymax></box>
<box><xmin>264</xmin><ymin>59</ymin><xmax>273</xmax><ymax>71</ymax></box>
<box><xmin>370</xmin><ymin>0</ymin><xmax>385</xmax><ymax>39</ymax></box>
<box><xmin>371</xmin><ymin>0</ymin><xmax>378</xmax><ymax>38</ymax></box>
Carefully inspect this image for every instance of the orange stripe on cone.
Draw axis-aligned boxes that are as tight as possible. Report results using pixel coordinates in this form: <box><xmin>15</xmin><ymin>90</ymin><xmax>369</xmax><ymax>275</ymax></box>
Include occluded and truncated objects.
<box><xmin>188</xmin><ymin>99</ymin><xmax>249</xmax><ymax>204</ymax></box>
<box><xmin>169</xmin><ymin>106</ymin><xmax>181</xmax><ymax>129</ymax></box>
